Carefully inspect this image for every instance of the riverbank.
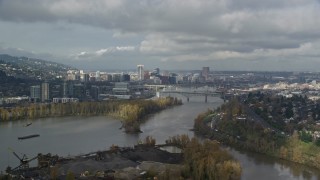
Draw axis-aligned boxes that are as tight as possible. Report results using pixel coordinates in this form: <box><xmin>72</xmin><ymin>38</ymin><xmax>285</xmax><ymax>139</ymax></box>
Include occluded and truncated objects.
<box><xmin>2</xmin><ymin>136</ymin><xmax>242</xmax><ymax>180</ymax></box>
<box><xmin>1</xmin><ymin>144</ymin><xmax>183</xmax><ymax>179</ymax></box>
<box><xmin>2</xmin><ymin>95</ymin><xmax>318</xmax><ymax>179</ymax></box>
<box><xmin>194</xmin><ymin>99</ymin><xmax>320</xmax><ymax>170</ymax></box>
<box><xmin>0</xmin><ymin>97</ymin><xmax>182</xmax><ymax>133</ymax></box>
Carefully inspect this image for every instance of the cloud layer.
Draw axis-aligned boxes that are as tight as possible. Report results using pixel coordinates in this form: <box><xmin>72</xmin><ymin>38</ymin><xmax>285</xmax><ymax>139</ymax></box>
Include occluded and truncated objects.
<box><xmin>0</xmin><ymin>0</ymin><xmax>320</xmax><ymax>70</ymax></box>
<box><xmin>73</xmin><ymin>46</ymin><xmax>136</xmax><ymax>59</ymax></box>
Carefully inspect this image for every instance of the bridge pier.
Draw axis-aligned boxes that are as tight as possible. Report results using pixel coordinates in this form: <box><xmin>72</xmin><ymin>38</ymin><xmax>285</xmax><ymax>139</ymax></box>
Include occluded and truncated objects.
<box><xmin>187</xmin><ymin>97</ymin><xmax>189</xmax><ymax>102</ymax></box>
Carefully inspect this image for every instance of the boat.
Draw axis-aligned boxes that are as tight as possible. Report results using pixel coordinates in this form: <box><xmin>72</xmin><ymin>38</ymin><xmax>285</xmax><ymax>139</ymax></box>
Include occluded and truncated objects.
<box><xmin>18</xmin><ymin>134</ymin><xmax>40</xmax><ymax>140</ymax></box>
<box><xmin>24</xmin><ymin>122</ymin><xmax>32</xmax><ymax>127</ymax></box>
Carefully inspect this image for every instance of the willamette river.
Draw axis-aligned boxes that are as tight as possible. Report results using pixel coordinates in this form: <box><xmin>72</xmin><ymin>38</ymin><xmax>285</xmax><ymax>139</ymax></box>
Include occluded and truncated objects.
<box><xmin>0</xmin><ymin>94</ymin><xmax>319</xmax><ymax>179</ymax></box>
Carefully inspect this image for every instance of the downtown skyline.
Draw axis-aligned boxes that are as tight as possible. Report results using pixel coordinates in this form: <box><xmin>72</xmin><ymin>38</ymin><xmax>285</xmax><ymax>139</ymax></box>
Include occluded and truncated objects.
<box><xmin>0</xmin><ymin>0</ymin><xmax>320</xmax><ymax>71</ymax></box>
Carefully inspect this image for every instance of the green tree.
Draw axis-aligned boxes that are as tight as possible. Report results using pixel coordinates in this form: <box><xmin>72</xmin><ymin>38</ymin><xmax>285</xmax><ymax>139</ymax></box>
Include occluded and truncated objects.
<box><xmin>299</xmin><ymin>131</ymin><xmax>312</xmax><ymax>143</ymax></box>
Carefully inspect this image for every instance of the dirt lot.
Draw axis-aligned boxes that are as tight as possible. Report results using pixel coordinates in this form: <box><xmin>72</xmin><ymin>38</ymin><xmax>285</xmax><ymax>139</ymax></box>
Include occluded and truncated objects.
<box><xmin>53</xmin><ymin>145</ymin><xmax>183</xmax><ymax>179</ymax></box>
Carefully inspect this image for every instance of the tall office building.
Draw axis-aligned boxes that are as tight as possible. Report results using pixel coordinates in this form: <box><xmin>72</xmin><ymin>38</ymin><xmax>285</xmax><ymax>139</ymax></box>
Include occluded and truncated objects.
<box><xmin>202</xmin><ymin>67</ymin><xmax>210</xmax><ymax>81</ymax></box>
<box><xmin>95</xmin><ymin>71</ymin><xmax>101</xmax><ymax>81</ymax></box>
<box><xmin>41</xmin><ymin>82</ymin><xmax>50</xmax><ymax>102</ymax></box>
<box><xmin>122</xmin><ymin>74</ymin><xmax>130</xmax><ymax>82</ymax></box>
<box><xmin>81</xmin><ymin>73</ymin><xmax>90</xmax><ymax>82</ymax></box>
<box><xmin>63</xmin><ymin>81</ymin><xmax>74</xmax><ymax>97</ymax></box>
<box><xmin>153</xmin><ymin>68</ymin><xmax>160</xmax><ymax>75</ymax></box>
<box><xmin>90</xmin><ymin>85</ymin><xmax>100</xmax><ymax>100</ymax></box>
<box><xmin>62</xmin><ymin>81</ymin><xmax>68</xmax><ymax>97</ymax></box>
<box><xmin>137</xmin><ymin>65</ymin><xmax>144</xmax><ymax>81</ymax></box>
<box><xmin>144</xmin><ymin>70</ymin><xmax>150</xmax><ymax>80</ymax></box>
<box><xmin>30</xmin><ymin>85</ymin><xmax>41</xmax><ymax>102</ymax></box>
<box><xmin>73</xmin><ymin>84</ymin><xmax>85</xmax><ymax>100</ymax></box>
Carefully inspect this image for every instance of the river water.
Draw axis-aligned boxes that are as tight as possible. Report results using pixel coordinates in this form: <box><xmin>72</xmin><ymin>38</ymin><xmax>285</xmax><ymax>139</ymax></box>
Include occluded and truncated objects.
<box><xmin>0</xmin><ymin>95</ymin><xmax>319</xmax><ymax>179</ymax></box>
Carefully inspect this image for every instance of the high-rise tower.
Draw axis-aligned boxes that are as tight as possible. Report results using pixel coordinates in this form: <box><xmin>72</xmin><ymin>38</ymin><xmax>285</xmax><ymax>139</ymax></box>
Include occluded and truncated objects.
<box><xmin>137</xmin><ymin>65</ymin><xmax>144</xmax><ymax>81</ymax></box>
<box><xmin>30</xmin><ymin>85</ymin><xmax>41</xmax><ymax>102</ymax></box>
<box><xmin>202</xmin><ymin>67</ymin><xmax>210</xmax><ymax>81</ymax></box>
<box><xmin>41</xmin><ymin>82</ymin><xmax>50</xmax><ymax>102</ymax></box>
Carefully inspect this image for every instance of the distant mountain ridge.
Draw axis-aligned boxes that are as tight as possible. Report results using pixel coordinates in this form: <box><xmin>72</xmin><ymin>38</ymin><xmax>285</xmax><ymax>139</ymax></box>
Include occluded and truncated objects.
<box><xmin>0</xmin><ymin>54</ymin><xmax>76</xmax><ymax>80</ymax></box>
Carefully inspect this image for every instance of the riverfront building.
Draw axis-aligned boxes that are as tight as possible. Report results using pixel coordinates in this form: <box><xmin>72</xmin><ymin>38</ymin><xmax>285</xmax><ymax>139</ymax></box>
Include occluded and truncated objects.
<box><xmin>113</xmin><ymin>82</ymin><xmax>130</xmax><ymax>95</ymax></box>
<box><xmin>30</xmin><ymin>85</ymin><xmax>41</xmax><ymax>102</ymax></box>
<box><xmin>52</xmin><ymin>97</ymin><xmax>79</xmax><ymax>103</ymax></box>
<box><xmin>41</xmin><ymin>82</ymin><xmax>50</xmax><ymax>102</ymax></box>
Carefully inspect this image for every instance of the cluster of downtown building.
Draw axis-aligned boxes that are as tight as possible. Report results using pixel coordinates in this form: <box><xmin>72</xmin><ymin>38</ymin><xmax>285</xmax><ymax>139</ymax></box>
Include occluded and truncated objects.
<box><xmin>10</xmin><ymin>66</ymin><xmax>212</xmax><ymax>105</ymax></box>
<box><xmin>67</xmin><ymin>66</ymin><xmax>210</xmax><ymax>84</ymax></box>
<box><xmin>5</xmin><ymin>65</ymin><xmax>320</xmax><ymax>106</ymax></box>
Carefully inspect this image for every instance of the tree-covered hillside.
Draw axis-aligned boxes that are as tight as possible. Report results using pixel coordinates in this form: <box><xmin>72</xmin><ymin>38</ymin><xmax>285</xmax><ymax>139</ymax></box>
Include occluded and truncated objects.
<box><xmin>0</xmin><ymin>54</ymin><xmax>76</xmax><ymax>80</ymax></box>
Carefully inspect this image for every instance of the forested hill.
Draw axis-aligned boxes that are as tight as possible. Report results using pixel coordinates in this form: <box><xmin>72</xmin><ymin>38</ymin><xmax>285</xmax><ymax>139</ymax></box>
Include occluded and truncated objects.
<box><xmin>0</xmin><ymin>54</ymin><xmax>76</xmax><ymax>80</ymax></box>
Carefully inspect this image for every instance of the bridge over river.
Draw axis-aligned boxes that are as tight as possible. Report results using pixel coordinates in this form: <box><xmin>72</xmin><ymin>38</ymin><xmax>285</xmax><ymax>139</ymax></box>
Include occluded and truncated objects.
<box><xmin>158</xmin><ymin>88</ymin><xmax>222</xmax><ymax>102</ymax></box>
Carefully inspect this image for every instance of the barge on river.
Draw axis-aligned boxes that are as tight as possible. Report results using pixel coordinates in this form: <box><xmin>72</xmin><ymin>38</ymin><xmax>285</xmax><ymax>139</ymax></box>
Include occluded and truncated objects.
<box><xmin>18</xmin><ymin>134</ymin><xmax>40</xmax><ymax>140</ymax></box>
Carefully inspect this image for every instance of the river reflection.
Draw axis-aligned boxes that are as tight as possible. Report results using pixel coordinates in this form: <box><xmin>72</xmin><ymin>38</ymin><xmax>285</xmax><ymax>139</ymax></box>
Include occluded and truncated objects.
<box><xmin>0</xmin><ymin>95</ymin><xmax>319</xmax><ymax>179</ymax></box>
<box><xmin>229</xmin><ymin>148</ymin><xmax>320</xmax><ymax>180</ymax></box>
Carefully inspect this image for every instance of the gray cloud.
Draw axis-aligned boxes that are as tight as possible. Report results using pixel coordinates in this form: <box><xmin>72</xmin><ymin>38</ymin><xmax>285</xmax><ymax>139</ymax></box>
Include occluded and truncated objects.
<box><xmin>0</xmin><ymin>46</ymin><xmax>36</xmax><ymax>57</ymax></box>
<box><xmin>0</xmin><ymin>0</ymin><xmax>319</xmax><ymax>71</ymax></box>
<box><xmin>71</xmin><ymin>46</ymin><xmax>136</xmax><ymax>60</ymax></box>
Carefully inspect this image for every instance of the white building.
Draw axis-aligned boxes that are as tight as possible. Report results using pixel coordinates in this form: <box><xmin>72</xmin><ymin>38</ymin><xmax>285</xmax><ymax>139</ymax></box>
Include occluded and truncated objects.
<box><xmin>41</xmin><ymin>82</ymin><xmax>50</xmax><ymax>102</ymax></box>
<box><xmin>52</xmin><ymin>98</ymin><xmax>79</xmax><ymax>103</ymax></box>
<box><xmin>137</xmin><ymin>65</ymin><xmax>144</xmax><ymax>81</ymax></box>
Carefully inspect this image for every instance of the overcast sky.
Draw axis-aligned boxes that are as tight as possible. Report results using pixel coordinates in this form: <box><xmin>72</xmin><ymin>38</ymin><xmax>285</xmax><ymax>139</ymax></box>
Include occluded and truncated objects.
<box><xmin>0</xmin><ymin>0</ymin><xmax>320</xmax><ymax>71</ymax></box>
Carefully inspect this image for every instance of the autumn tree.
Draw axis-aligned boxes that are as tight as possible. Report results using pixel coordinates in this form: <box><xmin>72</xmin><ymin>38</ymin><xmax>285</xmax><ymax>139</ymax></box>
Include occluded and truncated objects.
<box><xmin>183</xmin><ymin>138</ymin><xmax>241</xmax><ymax>180</ymax></box>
